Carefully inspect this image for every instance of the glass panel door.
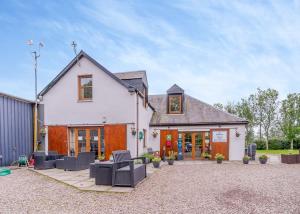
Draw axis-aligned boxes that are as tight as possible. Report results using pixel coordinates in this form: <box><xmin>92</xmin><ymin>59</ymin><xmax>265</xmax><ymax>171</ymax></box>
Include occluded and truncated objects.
<box><xmin>183</xmin><ymin>133</ymin><xmax>192</xmax><ymax>159</ymax></box>
<box><xmin>78</xmin><ymin>129</ymin><xmax>87</xmax><ymax>152</ymax></box>
<box><xmin>90</xmin><ymin>129</ymin><xmax>99</xmax><ymax>159</ymax></box>
<box><xmin>195</xmin><ymin>133</ymin><xmax>202</xmax><ymax>159</ymax></box>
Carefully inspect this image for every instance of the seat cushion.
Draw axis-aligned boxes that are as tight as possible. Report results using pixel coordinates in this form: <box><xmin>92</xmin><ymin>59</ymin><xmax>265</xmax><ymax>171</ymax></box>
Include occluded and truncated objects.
<box><xmin>117</xmin><ymin>164</ymin><xmax>144</xmax><ymax>172</ymax></box>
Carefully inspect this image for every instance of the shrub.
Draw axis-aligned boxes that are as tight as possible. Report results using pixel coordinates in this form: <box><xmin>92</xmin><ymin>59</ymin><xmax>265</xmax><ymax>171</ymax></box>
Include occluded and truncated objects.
<box><xmin>142</xmin><ymin>153</ymin><xmax>154</xmax><ymax>160</ymax></box>
<box><xmin>254</xmin><ymin>139</ymin><xmax>266</xmax><ymax>150</ymax></box>
<box><xmin>152</xmin><ymin>157</ymin><xmax>161</xmax><ymax>163</ymax></box>
<box><xmin>215</xmin><ymin>153</ymin><xmax>224</xmax><ymax>161</ymax></box>
<box><xmin>259</xmin><ymin>154</ymin><xmax>268</xmax><ymax>160</ymax></box>
<box><xmin>201</xmin><ymin>152</ymin><xmax>212</xmax><ymax>159</ymax></box>
<box><xmin>243</xmin><ymin>155</ymin><xmax>250</xmax><ymax>161</ymax></box>
<box><xmin>166</xmin><ymin>151</ymin><xmax>176</xmax><ymax>160</ymax></box>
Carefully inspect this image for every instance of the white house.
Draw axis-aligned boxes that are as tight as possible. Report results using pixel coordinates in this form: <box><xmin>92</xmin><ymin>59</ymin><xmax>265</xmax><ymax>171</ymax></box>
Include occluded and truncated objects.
<box><xmin>39</xmin><ymin>51</ymin><xmax>247</xmax><ymax>160</ymax></box>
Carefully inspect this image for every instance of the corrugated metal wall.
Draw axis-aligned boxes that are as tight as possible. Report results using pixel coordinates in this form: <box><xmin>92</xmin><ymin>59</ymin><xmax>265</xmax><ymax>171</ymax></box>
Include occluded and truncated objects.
<box><xmin>0</xmin><ymin>95</ymin><xmax>33</xmax><ymax>166</ymax></box>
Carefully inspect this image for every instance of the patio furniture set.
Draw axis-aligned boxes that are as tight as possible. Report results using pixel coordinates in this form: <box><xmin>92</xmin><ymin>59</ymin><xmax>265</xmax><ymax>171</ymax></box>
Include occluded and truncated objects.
<box><xmin>33</xmin><ymin>151</ymin><xmax>95</xmax><ymax>170</ymax></box>
<box><xmin>90</xmin><ymin>150</ymin><xmax>147</xmax><ymax>187</ymax></box>
<box><xmin>33</xmin><ymin>150</ymin><xmax>147</xmax><ymax>188</ymax></box>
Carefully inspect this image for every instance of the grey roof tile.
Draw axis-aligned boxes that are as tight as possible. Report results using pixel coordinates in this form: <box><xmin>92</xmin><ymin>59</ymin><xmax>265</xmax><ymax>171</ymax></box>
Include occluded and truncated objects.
<box><xmin>149</xmin><ymin>94</ymin><xmax>247</xmax><ymax>126</ymax></box>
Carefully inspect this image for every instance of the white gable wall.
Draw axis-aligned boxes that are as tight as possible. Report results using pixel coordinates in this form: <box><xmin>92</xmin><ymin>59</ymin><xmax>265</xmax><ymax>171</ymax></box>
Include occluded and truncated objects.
<box><xmin>41</xmin><ymin>57</ymin><xmax>136</xmax><ymax>125</ymax></box>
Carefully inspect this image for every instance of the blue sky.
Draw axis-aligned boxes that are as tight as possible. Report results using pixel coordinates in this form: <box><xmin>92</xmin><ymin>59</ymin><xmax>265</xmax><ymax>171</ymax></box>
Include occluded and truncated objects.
<box><xmin>0</xmin><ymin>0</ymin><xmax>300</xmax><ymax>104</ymax></box>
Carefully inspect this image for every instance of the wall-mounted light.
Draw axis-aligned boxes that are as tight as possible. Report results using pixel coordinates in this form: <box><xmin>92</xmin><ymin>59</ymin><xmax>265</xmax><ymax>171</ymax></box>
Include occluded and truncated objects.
<box><xmin>131</xmin><ymin>127</ymin><xmax>137</xmax><ymax>136</ymax></box>
<box><xmin>152</xmin><ymin>130</ymin><xmax>158</xmax><ymax>138</ymax></box>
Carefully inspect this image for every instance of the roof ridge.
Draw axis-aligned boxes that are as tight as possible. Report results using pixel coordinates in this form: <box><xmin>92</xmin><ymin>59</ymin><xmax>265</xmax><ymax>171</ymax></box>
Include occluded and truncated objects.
<box><xmin>39</xmin><ymin>50</ymin><xmax>135</xmax><ymax>96</ymax></box>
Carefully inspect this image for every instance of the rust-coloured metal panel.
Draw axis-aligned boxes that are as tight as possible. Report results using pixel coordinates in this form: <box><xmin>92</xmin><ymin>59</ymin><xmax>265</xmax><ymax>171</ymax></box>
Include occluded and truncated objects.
<box><xmin>48</xmin><ymin>126</ymin><xmax>68</xmax><ymax>155</ymax></box>
<box><xmin>104</xmin><ymin>124</ymin><xmax>127</xmax><ymax>160</ymax></box>
<box><xmin>160</xmin><ymin>129</ymin><xmax>178</xmax><ymax>157</ymax></box>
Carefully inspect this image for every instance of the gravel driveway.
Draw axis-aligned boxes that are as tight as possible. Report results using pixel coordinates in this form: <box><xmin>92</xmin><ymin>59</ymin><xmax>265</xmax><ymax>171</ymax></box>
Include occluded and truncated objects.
<box><xmin>0</xmin><ymin>163</ymin><xmax>300</xmax><ymax>214</ymax></box>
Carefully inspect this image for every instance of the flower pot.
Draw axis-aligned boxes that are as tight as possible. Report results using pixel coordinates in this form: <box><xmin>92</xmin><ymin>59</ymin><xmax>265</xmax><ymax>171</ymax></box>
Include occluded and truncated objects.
<box><xmin>152</xmin><ymin>161</ymin><xmax>160</xmax><ymax>168</ymax></box>
<box><xmin>217</xmin><ymin>159</ymin><xmax>223</xmax><ymax>164</ymax></box>
<box><xmin>259</xmin><ymin>159</ymin><xmax>267</xmax><ymax>164</ymax></box>
<box><xmin>167</xmin><ymin>159</ymin><xmax>174</xmax><ymax>165</ymax></box>
<box><xmin>243</xmin><ymin>159</ymin><xmax>249</xmax><ymax>164</ymax></box>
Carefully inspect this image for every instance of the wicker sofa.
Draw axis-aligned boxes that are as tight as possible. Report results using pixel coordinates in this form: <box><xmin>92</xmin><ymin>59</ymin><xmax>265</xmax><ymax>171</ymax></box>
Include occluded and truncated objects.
<box><xmin>56</xmin><ymin>152</ymin><xmax>95</xmax><ymax>171</ymax></box>
<box><xmin>111</xmin><ymin>150</ymin><xmax>146</xmax><ymax>187</ymax></box>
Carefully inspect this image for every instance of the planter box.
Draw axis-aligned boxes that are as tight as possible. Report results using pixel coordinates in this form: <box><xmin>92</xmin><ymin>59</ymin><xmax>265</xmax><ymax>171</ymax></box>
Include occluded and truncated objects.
<box><xmin>281</xmin><ymin>154</ymin><xmax>298</xmax><ymax>164</ymax></box>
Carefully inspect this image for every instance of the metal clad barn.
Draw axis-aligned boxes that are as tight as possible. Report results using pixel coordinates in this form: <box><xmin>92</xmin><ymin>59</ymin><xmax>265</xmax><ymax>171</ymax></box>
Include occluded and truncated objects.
<box><xmin>0</xmin><ymin>92</ymin><xmax>33</xmax><ymax>166</ymax></box>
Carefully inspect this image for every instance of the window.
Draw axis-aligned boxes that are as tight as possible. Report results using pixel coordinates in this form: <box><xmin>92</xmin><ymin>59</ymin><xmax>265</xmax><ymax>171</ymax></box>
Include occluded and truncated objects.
<box><xmin>168</xmin><ymin>95</ymin><xmax>182</xmax><ymax>114</ymax></box>
<box><xmin>78</xmin><ymin>75</ymin><xmax>92</xmax><ymax>100</ymax></box>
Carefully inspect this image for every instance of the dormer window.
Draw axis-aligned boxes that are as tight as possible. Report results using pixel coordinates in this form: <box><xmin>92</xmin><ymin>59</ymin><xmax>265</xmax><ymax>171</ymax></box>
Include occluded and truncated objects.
<box><xmin>167</xmin><ymin>84</ymin><xmax>184</xmax><ymax>114</ymax></box>
<box><xmin>168</xmin><ymin>95</ymin><xmax>182</xmax><ymax>114</ymax></box>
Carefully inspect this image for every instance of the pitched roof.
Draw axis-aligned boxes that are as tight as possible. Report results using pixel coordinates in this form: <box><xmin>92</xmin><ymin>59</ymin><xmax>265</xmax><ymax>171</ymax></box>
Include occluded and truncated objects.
<box><xmin>167</xmin><ymin>84</ymin><xmax>184</xmax><ymax>94</ymax></box>
<box><xmin>114</xmin><ymin>70</ymin><xmax>148</xmax><ymax>87</ymax></box>
<box><xmin>39</xmin><ymin>50</ymin><xmax>136</xmax><ymax>96</ymax></box>
<box><xmin>149</xmin><ymin>94</ymin><xmax>247</xmax><ymax>126</ymax></box>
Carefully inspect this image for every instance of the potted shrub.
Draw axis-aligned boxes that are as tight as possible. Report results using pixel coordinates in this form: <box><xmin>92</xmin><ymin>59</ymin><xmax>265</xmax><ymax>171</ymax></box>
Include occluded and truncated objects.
<box><xmin>166</xmin><ymin>151</ymin><xmax>176</xmax><ymax>165</ymax></box>
<box><xmin>152</xmin><ymin>157</ymin><xmax>161</xmax><ymax>168</ymax></box>
<box><xmin>98</xmin><ymin>154</ymin><xmax>105</xmax><ymax>162</ymax></box>
<box><xmin>243</xmin><ymin>155</ymin><xmax>250</xmax><ymax>164</ymax></box>
<box><xmin>259</xmin><ymin>154</ymin><xmax>268</xmax><ymax>164</ymax></box>
<box><xmin>142</xmin><ymin>153</ymin><xmax>154</xmax><ymax>164</ymax></box>
<box><xmin>215</xmin><ymin>153</ymin><xmax>224</xmax><ymax>164</ymax></box>
<box><xmin>201</xmin><ymin>152</ymin><xmax>212</xmax><ymax>160</ymax></box>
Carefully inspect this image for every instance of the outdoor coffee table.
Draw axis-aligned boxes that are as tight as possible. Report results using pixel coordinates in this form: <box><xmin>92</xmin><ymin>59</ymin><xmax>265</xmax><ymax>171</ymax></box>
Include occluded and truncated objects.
<box><xmin>95</xmin><ymin>161</ymin><xmax>114</xmax><ymax>185</ymax></box>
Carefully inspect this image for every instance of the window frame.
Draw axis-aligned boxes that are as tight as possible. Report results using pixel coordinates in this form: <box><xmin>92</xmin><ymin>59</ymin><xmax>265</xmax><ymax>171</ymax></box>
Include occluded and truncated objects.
<box><xmin>78</xmin><ymin>75</ymin><xmax>93</xmax><ymax>101</ymax></box>
<box><xmin>168</xmin><ymin>94</ymin><xmax>182</xmax><ymax>114</ymax></box>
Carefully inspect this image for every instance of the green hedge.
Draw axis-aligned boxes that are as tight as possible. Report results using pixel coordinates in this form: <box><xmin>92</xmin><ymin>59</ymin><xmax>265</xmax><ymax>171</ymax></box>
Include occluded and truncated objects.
<box><xmin>254</xmin><ymin>138</ymin><xmax>300</xmax><ymax>150</ymax></box>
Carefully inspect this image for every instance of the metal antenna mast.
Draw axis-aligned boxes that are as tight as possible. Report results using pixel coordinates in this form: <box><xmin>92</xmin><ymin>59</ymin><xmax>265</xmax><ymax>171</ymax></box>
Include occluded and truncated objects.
<box><xmin>27</xmin><ymin>40</ymin><xmax>44</xmax><ymax>152</ymax></box>
<box><xmin>71</xmin><ymin>41</ymin><xmax>80</xmax><ymax>66</ymax></box>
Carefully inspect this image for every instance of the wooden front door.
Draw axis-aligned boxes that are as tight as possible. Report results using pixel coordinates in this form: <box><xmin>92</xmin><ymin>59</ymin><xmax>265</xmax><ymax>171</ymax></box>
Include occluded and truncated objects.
<box><xmin>74</xmin><ymin>127</ymin><xmax>101</xmax><ymax>158</ymax></box>
<box><xmin>210</xmin><ymin>129</ymin><xmax>229</xmax><ymax>160</ymax></box>
<box><xmin>160</xmin><ymin>129</ymin><xmax>178</xmax><ymax>157</ymax></box>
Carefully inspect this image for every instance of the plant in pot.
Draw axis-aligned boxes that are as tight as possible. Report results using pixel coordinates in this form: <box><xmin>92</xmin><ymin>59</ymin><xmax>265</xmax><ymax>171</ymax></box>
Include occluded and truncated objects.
<box><xmin>201</xmin><ymin>152</ymin><xmax>212</xmax><ymax>160</ymax></box>
<box><xmin>152</xmin><ymin>157</ymin><xmax>161</xmax><ymax>168</ymax></box>
<box><xmin>243</xmin><ymin>155</ymin><xmax>250</xmax><ymax>164</ymax></box>
<box><xmin>142</xmin><ymin>153</ymin><xmax>154</xmax><ymax>164</ymax></box>
<box><xmin>98</xmin><ymin>154</ymin><xmax>105</xmax><ymax>162</ymax></box>
<box><xmin>166</xmin><ymin>151</ymin><xmax>176</xmax><ymax>165</ymax></box>
<box><xmin>259</xmin><ymin>154</ymin><xmax>268</xmax><ymax>164</ymax></box>
<box><xmin>215</xmin><ymin>153</ymin><xmax>224</xmax><ymax>164</ymax></box>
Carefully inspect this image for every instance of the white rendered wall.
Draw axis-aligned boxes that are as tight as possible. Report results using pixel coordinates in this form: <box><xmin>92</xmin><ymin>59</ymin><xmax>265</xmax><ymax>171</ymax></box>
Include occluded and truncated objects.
<box><xmin>149</xmin><ymin>124</ymin><xmax>246</xmax><ymax>160</ymax></box>
<box><xmin>41</xmin><ymin>56</ymin><xmax>136</xmax><ymax>126</ymax></box>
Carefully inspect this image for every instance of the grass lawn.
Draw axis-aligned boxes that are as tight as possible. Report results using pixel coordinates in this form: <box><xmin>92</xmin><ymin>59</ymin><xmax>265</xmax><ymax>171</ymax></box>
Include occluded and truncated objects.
<box><xmin>257</xmin><ymin>149</ymin><xmax>299</xmax><ymax>155</ymax></box>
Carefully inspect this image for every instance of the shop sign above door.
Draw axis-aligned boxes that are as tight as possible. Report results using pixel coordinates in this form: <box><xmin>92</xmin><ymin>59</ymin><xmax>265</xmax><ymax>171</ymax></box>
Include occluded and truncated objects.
<box><xmin>212</xmin><ymin>130</ymin><xmax>227</xmax><ymax>143</ymax></box>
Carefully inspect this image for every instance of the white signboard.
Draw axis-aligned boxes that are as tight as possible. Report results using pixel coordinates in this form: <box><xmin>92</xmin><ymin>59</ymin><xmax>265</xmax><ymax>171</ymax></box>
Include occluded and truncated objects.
<box><xmin>212</xmin><ymin>131</ymin><xmax>227</xmax><ymax>143</ymax></box>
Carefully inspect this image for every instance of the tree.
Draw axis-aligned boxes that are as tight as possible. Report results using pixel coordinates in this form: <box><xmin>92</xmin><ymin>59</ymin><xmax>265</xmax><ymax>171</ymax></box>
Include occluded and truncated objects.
<box><xmin>213</xmin><ymin>103</ymin><xmax>224</xmax><ymax>111</ymax></box>
<box><xmin>280</xmin><ymin>93</ymin><xmax>300</xmax><ymax>149</ymax></box>
<box><xmin>236</xmin><ymin>98</ymin><xmax>255</xmax><ymax>145</ymax></box>
<box><xmin>259</xmin><ymin>88</ymin><xmax>279</xmax><ymax>150</ymax></box>
<box><xmin>224</xmin><ymin>102</ymin><xmax>237</xmax><ymax>115</ymax></box>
